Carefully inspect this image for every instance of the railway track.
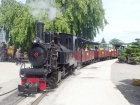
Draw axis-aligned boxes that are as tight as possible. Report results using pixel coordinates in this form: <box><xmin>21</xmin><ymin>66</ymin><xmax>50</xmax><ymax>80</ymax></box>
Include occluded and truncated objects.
<box><xmin>0</xmin><ymin>72</ymin><xmax>82</xmax><ymax>105</ymax></box>
<box><xmin>11</xmin><ymin>92</ymin><xmax>48</xmax><ymax>105</ymax></box>
<box><xmin>0</xmin><ymin>88</ymin><xmax>17</xmax><ymax>96</ymax></box>
<box><xmin>12</xmin><ymin>96</ymin><xmax>26</xmax><ymax>105</ymax></box>
<box><xmin>0</xmin><ymin>91</ymin><xmax>25</xmax><ymax>105</ymax></box>
<box><xmin>0</xmin><ymin>72</ymin><xmax>72</xmax><ymax>105</ymax></box>
<box><xmin>11</xmin><ymin>81</ymin><xmax>62</xmax><ymax>105</ymax></box>
<box><xmin>31</xmin><ymin>91</ymin><xmax>48</xmax><ymax>105</ymax></box>
<box><xmin>9</xmin><ymin>92</ymin><xmax>46</xmax><ymax>105</ymax></box>
<box><xmin>0</xmin><ymin>89</ymin><xmax>46</xmax><ymax>105</ymax></box>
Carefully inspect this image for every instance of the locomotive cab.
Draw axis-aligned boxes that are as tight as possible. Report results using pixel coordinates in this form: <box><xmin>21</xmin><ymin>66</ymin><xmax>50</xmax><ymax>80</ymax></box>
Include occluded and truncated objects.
<box><xmin>56</xmin><ymin>33</ymin><xmax>77</xmax><ymax>68</ymax></box>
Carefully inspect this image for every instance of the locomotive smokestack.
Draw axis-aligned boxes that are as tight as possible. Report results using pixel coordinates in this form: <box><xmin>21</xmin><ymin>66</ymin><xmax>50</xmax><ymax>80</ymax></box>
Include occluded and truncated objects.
<box><xmin>37</xmin><ymin>22</ymin><xmax>44</xmax><ymax>40</ymax></box>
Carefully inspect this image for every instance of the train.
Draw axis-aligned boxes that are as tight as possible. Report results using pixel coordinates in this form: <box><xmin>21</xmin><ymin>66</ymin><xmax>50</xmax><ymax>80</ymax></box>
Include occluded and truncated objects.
<box><xmin>18</xmin><ymin>22</ymin><xmax>121</xmax><ymax>94</ymax></box>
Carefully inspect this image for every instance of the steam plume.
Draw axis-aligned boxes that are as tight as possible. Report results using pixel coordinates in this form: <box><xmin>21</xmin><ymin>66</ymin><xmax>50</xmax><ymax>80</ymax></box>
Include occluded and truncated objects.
<box><xmin>27</xmin><ymin>0</ymin><xmax>58</xmax><ymax>21</ymax></box>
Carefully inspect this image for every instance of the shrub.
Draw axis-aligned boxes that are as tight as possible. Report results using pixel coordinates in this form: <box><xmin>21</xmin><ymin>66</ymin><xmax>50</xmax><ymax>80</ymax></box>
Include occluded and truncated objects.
<box><xmin>126</xmin><ymin>56</ymin><xmax>140</xmax><ymax>65</ymax></box>
<box><xmin>118</xmin><ymin>56</ymin><xmax>126</xmax><ymax>63</ymax></box>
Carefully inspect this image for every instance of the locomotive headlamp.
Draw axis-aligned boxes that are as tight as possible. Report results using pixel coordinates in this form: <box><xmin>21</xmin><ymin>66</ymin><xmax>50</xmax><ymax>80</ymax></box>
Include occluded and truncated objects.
<box><xmin>33</xmin><ymin>38</ymin><xmax>39</xmax><ymax>43</ymax></box>
<box><xmin>33</xmin><ymin>38</ymin><xmax>43</xmax><ymax>44</ymax></box>
<box><xmin>33</xmin><ymin>39</ymin><xmax>37</xmax><ymax>43</ymax></box>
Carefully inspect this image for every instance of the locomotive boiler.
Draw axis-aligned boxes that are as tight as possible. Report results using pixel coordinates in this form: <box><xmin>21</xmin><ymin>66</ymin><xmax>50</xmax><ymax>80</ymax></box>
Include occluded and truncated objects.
<box><xmin>18</xmin><ymin>22</ymin><xmax>77</xmax><ymax>94</ymax></box>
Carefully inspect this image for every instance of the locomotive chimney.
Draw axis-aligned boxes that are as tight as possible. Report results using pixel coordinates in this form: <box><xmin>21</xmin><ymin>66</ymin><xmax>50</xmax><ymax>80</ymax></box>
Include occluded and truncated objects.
<box><xmin>37</xmin><ymin>22</ymin><xmax>44</xmax><ymax>40</ymax></box>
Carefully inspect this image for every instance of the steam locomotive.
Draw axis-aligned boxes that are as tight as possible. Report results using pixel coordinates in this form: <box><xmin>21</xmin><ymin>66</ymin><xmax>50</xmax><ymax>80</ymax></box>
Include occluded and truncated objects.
<box><xmin>18</xmin><ymin>22</ymin><xmax>120</xmax><ymax>94</ymax></box>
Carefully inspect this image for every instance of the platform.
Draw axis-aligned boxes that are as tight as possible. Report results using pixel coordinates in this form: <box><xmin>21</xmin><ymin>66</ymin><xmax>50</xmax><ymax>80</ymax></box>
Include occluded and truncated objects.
<box><xmin>39</xmin><ymin>59</ymin><xmax>130</xmax><ymax>105</ymax></box>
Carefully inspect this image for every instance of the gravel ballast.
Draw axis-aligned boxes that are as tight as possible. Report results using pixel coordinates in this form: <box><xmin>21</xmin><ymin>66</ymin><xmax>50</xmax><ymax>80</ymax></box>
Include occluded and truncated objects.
<box><xmin>111</xmin><ymin>62</ymin><xmax>140</xmax><ymax>105</ymax></box>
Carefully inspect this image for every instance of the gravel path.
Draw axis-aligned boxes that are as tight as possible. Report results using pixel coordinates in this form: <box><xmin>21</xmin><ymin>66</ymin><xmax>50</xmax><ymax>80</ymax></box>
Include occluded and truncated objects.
<box><xmin>111</xmin><ymin>62</ymin><xmax>140</xmax><ymax>105</ymax></box>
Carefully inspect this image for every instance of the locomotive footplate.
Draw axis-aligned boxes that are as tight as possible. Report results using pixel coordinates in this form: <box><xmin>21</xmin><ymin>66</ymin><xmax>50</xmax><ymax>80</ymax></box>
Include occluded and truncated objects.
<box><xmin>18</xmin><ymin>84</ymin><xmax>38</xmax><ymax>94</ymax></box>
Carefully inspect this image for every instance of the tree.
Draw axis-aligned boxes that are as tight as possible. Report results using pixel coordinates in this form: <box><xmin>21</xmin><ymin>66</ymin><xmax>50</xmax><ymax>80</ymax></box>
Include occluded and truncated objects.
<box><xmin>101</xmin><ymin>38</ymin><xmax>106</xmax><ymax>43</ymax></box>
<box><xmin>0</xmin><ymin>0</ymin><xmax>36</xmax><ymax>50</ymax></box>
<box><xmin>100</xmin><ymin>38</ymin><xmax>107</xmax><ymax>49</ymax></box>
<box><xmin>0</xmin><ymin>0</ymin><xmax>107</xmax><ymax>50</ymax></box>
<box><xmin>56</xmin><ymin>0</ymin><xmax>107</xmax><ymax>40</ymax></box>
<box><xmin>135</xmin><ymin>38</ymin><xmax>140</xmax><ymax>42</ymax></box>
<box><xmin>27</xmin><ymin>0</ymin><xmax>107</xmax><ymax>40</ymax></box>
<box><xmin>118</xmin><ymin>40</ymin><xmax>140</xmax><ymax>64</ymax></box>
<box><xmin>109</xmin><ymin>38</ymin><xmax>124</xmax><ymax>46</ymax></box>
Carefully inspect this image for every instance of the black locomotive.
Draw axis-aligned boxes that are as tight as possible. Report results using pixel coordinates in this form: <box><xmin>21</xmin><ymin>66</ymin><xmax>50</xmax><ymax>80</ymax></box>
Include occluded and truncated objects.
<box><xmin>18</xmin><ymin>22</ymin><xmax>78</xmax><ymax>94</ymax></box>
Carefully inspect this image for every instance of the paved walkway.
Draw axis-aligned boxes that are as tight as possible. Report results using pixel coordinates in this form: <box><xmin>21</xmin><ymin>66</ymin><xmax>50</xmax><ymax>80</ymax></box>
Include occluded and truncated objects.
<box><xmin>39</xmin><ymin>59</ymin><xmax>130</xmax><ymax>105</ymax></box>
<box><xmin>0</xmin><ymin>62</ymin><xmax>20</xmax><ymax>84</ymax></box>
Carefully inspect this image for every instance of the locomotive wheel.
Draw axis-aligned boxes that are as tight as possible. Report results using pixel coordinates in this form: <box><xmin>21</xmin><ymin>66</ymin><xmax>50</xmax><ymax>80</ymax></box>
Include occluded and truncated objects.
<box><xmin>68</xmin><ymin>67</ymin><xmax>74</xmax><ymax>75</ymax></box>
<box><xmin>61</xmin><ymin>67</ymin><xmax>68</xmax><ymax>79</ymax></box>
<box><xmin>48</xmin><ymin>77</ymin><xmax>57</xmax><ymax>89</ymax></box>
<box><xmin>61</xmin><ymin>70</ymin><xmax>66</xmax><ymax>79</ymax></box>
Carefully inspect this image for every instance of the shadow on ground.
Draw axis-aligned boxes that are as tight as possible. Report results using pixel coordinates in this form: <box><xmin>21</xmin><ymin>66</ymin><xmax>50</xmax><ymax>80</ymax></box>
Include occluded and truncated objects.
<box><xmin>116</xmin><ymin>79</ymin><xmax>140</xmax><ymax>105</ymax></box>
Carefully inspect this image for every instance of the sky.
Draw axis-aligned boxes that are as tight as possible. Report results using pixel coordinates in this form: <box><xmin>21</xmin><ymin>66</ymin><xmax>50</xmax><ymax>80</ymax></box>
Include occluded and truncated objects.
<box><xmin>17</xmin><ymin>0</ymin><xmax>140</xmax><ymax>43</ymax></box>
<box><xmin>16</xmin><ymin>0</ymin><xmax>26</xmax><ymax>3</ymax></box>
<box><xmin>95</xmin><ymin>0</ymin><xmax>140</xmax><ymax>43</ymax></box>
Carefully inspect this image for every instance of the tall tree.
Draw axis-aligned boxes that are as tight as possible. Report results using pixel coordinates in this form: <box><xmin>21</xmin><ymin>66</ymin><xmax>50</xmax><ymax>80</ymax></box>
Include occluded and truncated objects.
<box><xmin>55</xmin><ymin>0</ymin><xmax>107</xmax><ymax>40</ymax></box>
<box><xmin>26</xmin><ymin>0</ymin><xmax>107</xmax><ymax>40</ymax></box>
<box><xmin>0</xmin><ymin>0</ymin><xmax>36</xmax><ymax>50</ymax></box>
